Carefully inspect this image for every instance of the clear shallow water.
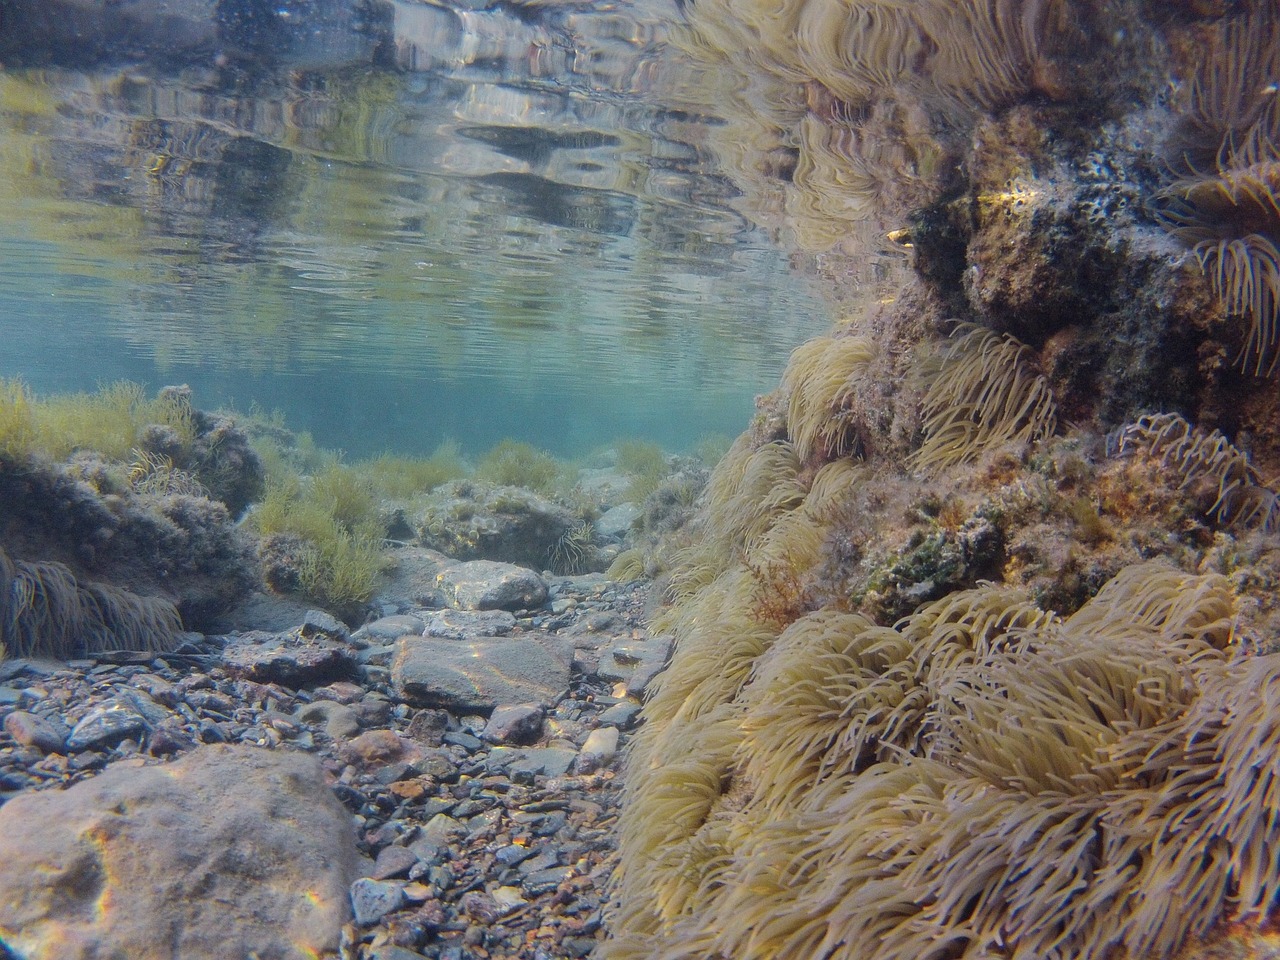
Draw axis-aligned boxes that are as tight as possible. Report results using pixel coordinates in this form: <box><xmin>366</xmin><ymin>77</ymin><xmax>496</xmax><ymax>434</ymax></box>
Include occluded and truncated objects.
<box><xmin>0</xmin><ymin>0</ymin><xmax>830</xmax><ymax>458</ymax></box>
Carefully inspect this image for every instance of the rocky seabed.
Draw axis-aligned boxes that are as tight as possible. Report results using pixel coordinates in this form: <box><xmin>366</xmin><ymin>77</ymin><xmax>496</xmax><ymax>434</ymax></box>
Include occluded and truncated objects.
<box><xmin>0</xmin><ymin>551</ymin><xmax>666</xmax><ymax>960</ymax></box>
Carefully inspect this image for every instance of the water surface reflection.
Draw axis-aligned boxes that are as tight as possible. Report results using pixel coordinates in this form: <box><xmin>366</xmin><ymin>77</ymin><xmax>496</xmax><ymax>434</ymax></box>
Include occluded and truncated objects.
<box><xmin>0</xmin><ymin>0</ymin><xmax>829</xmax><ymax>456</ymax></box>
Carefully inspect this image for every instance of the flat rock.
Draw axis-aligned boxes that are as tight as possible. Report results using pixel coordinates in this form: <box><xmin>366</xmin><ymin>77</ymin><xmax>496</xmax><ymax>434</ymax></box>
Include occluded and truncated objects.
<box><xmin>355</xmin><ymin>614</ymin><xmax>428</xmax><ymax>642</ymax></box>
<box><xmin>392</xmin><ymin>633</ymin><xmax>572</xmax><ymax>712</ymax></box>
<box><xmin>0</xmin><ymin>744</ymin><xmax>359</xmax><ymax>960</ymax></box>
<box><xmin>435</xmin><ymin>560</ymin><xmax>548</xmax><ymax>612</ymax></box>
<box><xmin>209</xmin><ymin>591</ymin><xmax>319</xmax><ymax>634</ymax></box>
<box><xmin>595</xmin><ymin>502</ymin><xmax>642</xmax><ymax>539</ymax></box>
<box><xmin>221</xmin><ymin>629</ymin><xmax>357</xmax><ymax>687</ymax></box>
<box><xmin>4</xmin><ymin>710</ymin><xmax>69</xmax><ymax>753</ymax></box>
<box><xmin>423</xmin><ymin>608</ymin><xmax>516</xmax><ymax>639</ymax></box>
<box><xmin>350</xmin><ymin>878</ymin><xmax>406</xmax><ymax>926</ymax></box>
<box><xmin>66</xmin><ymin>700</ymin><xmax>147</xmax><ymax>751</ymax></box>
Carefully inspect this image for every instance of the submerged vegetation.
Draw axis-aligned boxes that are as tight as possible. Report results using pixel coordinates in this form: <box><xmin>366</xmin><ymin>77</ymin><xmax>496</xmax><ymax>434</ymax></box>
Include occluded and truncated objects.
<box><xmin>0</xmin><ymin>380</ymin><xmax>714</xmax><ymax>625</ymax></box>
<box><xmin>0</xmin><ymin>378</ymin><xmax>194</xmax><ymax>463</ymax></box>
<box><xmin>0</xmin><ymin>543</ymin><xmax>182</xmax><ymax>659</ymax></box>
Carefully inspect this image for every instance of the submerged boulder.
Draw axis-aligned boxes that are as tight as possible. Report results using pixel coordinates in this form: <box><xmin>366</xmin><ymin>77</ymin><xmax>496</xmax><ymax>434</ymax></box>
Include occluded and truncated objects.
<box><xmin>412</xmin><ymin>480</ymin><xmax>582</xmax><ymax>571</ymax></box>
<box><xmin>0</xmin><ymin>744</ymin><xmax>359</xmax><ymax>960</ymax></box>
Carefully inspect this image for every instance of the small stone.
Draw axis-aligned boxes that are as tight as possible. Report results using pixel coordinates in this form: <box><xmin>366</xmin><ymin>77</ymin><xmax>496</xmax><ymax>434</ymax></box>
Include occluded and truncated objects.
<box><xmin>521</xmin><ymin>865</ymin><xmax>573</xmax><ymax>896</ymax></box>
<box><xmin>404</xmin><ymin>708</ymin><xmax>450</xmax><ymax>747</ymax></box>
<box><xmin>372</xmin><ymin>845</ymin><xmax>420</xmax><ymax>881</ymax></box>
<box><xmin>66</xmin><ymin>702</ymin><xmax>147</xmax><ymax>751</ymax></box>
<box><xmin>350</xmin><ymin>877</ymin><xmax>406</xmax><ymax>926</ymax></box>
<box><xmin>577</xmin><ymin>726</ymin><xmax>619</xmax><ymax>773</ymax></box>
<box><xmin>482</xmin><ymin>704</ymin><xmax>545</xmax><ymax>745</ymax></box>
<box><xmin>401</xmin><ymin>882</ymin><xmax>432</xmax><ymax>902</ymax></box>
<box><xmin>368</xmin><ymin>947</ymin><xmax>432</xmax><ymax>960</ymax></box>
<box><xmin>343</xmin><ymin>730</ymin><xmax>409</xmax><ymax>766</ymax></box>
<box><xmin>596</xmin><ymin>701</ymin><xmax>641</xmax><ymax>728</ymax></box>
<box><xmin>295</xmin><ymin>701</ymin><xmax>361</xmax><ymax>739</ymax></box>
<box><xmin>388</xmin><ymin>779</ymin><xmax>427</xmax><ymax>801</ymax></box>
<box><xmin>3</xmin><ymin>710</ymin><xmax>68</xmax><ymax>753</ymax></box>
<box><xmin>146</xmin><ymin>720</ymin><xmax>195</xmax><ymax>756</ymax></box>
<box><xmin>460</xmin><ymin>890</ymin><xmax>501</xmax><ymax>924</ymax></box>
<box><xmin>524</xmin><ymin>747</ymin><xmax>577</xmax><ymax>778</ymax></box>
<box><xmin>367</xmin><ymin>947</ymin><xmax>429</xmax><ymax>960</ymax></box>
<box><xmin>313</xmin><ymin>681</ymin><xmax>364</xmax><ymax>704</ymax></box>
<box><xmin>627</xmin><ymin>658</ymin><xmax>666</xmax><ymax>698</ymax></box>
<box><xmin>300</xmin><ymin>609</ymin><xmax>348</xmax><ymax>639</ymax></box>
<box><xmin>491</xmin><ymin>885</ymin><xmax>527</xmax><ymax>916</ymax></box>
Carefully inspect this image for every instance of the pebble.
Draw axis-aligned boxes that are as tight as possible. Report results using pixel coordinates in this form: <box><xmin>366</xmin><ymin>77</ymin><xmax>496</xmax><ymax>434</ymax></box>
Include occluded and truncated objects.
<box><xmin>351</xmin><ymin>877</ymin><xmax>407</xmax><ymax>925</ymax></box>
<box><xmin>66</xmin><ymin>702</ymin><xmax>147</xmax><ymax>751</ymax></box>
<box><xmin>483</xmin><ymin>704</ymin><xmax>545</xmax><ymax>745</ymax></box>
<box><xmin>596</xmin><ymin>701</ymin><xmax>641</xmax><ymax>728</ymax></box>
<box><xmin>3</xmin><ymin>711</ymin><xmax>68</xmax><ymax>754</ymax></box>
<box><xmin>577</xmin><ymin>727</ymin><xmax>619</xmax><ymax>773</ymax></box>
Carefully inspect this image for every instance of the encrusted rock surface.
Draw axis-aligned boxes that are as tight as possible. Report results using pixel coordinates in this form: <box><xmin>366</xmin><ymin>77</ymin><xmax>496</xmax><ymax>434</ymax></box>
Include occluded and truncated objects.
<box><xmin>0</xmin><ymin>744</ymin><xmax>359</xmax><ymax>960</ymax></box>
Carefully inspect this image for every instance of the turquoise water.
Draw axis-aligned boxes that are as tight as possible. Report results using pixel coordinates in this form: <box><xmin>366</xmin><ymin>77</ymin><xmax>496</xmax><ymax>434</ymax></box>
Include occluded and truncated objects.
<box><xmin>0</xmin><ymin>0</ymin><xmax>830</xmax><ymax>458</ymax></box>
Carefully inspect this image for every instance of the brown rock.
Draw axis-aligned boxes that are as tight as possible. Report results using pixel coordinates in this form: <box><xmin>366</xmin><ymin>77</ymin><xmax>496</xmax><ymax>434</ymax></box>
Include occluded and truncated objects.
<box><xmin>0</xmin><ymin>744</ymin><xmax>359</xmax><ymax>960</ymax></box>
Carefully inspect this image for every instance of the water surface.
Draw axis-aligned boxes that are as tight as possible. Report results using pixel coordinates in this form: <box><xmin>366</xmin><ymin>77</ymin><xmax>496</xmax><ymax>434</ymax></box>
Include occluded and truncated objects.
<box><xmin>0</xmin><ymin>0</ymin><xmax>829</xmax><ymax>457</ymax></box>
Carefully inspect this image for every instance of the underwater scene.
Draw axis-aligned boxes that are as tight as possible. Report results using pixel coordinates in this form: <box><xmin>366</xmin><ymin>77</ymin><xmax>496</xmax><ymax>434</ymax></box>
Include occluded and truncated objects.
<box><xmin>3</xmin><ymin>1</ymin><xmax>1280</xmax><ymax>959</ymax></box>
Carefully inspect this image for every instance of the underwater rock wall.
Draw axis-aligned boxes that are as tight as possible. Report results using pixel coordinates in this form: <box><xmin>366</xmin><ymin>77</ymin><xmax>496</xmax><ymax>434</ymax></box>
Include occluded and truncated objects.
<box><xmin>606</xmin><ymin>1</ymin><xmax>1280</xmax><ymax>957</ymax></box>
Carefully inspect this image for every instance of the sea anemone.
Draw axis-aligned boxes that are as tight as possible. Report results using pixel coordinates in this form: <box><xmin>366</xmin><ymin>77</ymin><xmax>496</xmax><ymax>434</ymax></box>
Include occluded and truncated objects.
<box><xmin>910</xmin><ymin>323</ymin><xmax>1058</xmax><ymax>472</ymax></box>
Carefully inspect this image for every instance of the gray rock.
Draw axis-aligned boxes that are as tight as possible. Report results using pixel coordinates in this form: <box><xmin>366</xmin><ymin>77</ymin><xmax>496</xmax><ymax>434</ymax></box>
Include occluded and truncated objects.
<box><xmin>210</xmin><ymin>590</ymin><xmax>318</xmax><ymax>633</ymax></box>
<box><xmin>221</xmin><ymin>629</ymin><xmax>357</xmax><ymax>687</ymax></box>
<box><xmin>66</xmin><ymin>701</ymin><xmax>147</xmax><ymax>751</ymax></box>
<box><xmin>404</xmin><ymin>707</ymin><xmax>450</xmax><ymax>747</ymax></box>
<box><xmin>392</xmin><ymin>634</ymin><xmax>572</xmax><ymax>712</ymax></box>
<box><xmin>423</xmin><ymin>608</ymin><xmax>516</xmax><ymax>639</ymax></box>
<box><xmin>413</xmin><ymin>482</ymin><xmax>579</xmax><ymax>571</ymax></box>
<box><xmin>597</xmin><ymin>700</ymin><xmax>642</xmax><ymax>728</ymax></box>
<box><xmin>595</xmin><ymin>502</ymin><xmax>642</xmax><ymax>539</ymax></box>
<box><xmin>295</xmin><ymin>700</ymin><xmax>362</xmax><ymax>739</ymax></box>
<box><xmin>435</xmin><ymin>560</ymin><xmax>548</xmax><ymax>611</ymax></box>
<box><xmin>368</xmin><ymin>947</ymin><xmax>430</xmax><ymax>960</ymax></box>
<box><xmin>0</xmin><ymin>744</ymin><xmax>358</xmax><ymax>959</ymax></box>
<box><xmin>355</xmin><ymin>614</ymin><xmax>427</xmax><ymax>642</ymax></box>
<box><xmin>509</xmin><ymin>747</ymin><xmax>577</xmax><ymax>783</ymax></box>
<box><xmin>350</xmin><ymin>878</ymin><xmax>406</xmax><ymax>926</ymax></box>
<box><xmin>300</xmin><ymin>608</ymin><xmax>349</xmax><ymax>639</ymax></box>
<box><xmin>628</xmin><ymin>658</ymin><xmax>667</xmax><ymax>698</ymax></box>
<box><xmin>371</xmin><ymin>845</ymin><xmax>419</xmax><ymax>881</ymax></box>
<box><xmin>410</xmin><ymin>813</ymin><xmax>465</xmax><ymax>860</ymax></box>
<box><xmin>376</xmin><ymin>546</ymin><xmax>453</xmax><ymax>610</ymax></box>
<box><xmin>3</xmin><ymin>710</ymin><xmax>69</xmax><ymax>754</ymax></box>
<box><xmin>482</xmin><ymin>704</ymin><xmax>545</xmax><ymax>745</ymax></box>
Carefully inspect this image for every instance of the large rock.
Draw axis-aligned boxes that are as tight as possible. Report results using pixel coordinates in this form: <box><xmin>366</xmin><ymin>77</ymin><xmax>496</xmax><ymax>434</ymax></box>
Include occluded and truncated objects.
<box><xmin>391</xmin><ymin>633</ymin><xmax>573</xmax><ymax>712</ymax></box>
<box><xmin>0</xmin><ymin>744</ymin><xmax>359</xmax><ymax>960</ymax></box>
<box><xmin>413</xmin><ymin>481</ymin><xmax>578</xmax><ymax>571</ymax></box>
<box><xmin>435</xmin><ymin>559</ymin><xmax>549</xmax><ymax>611</ymax></box>
<box><xmin>220</xmin><ymin>629</ymin><xmax>358</xmax><ymax>686</ymax></box>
